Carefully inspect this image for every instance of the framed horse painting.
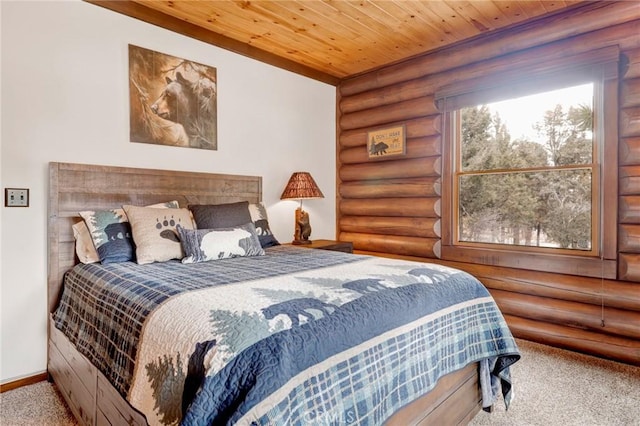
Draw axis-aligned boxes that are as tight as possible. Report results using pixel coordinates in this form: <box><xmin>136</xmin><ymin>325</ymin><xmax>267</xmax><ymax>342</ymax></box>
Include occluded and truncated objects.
<box><xmin>128</xmin><ymin>44</ymin><xmax>218</xmax><ymax>150</ymax></box>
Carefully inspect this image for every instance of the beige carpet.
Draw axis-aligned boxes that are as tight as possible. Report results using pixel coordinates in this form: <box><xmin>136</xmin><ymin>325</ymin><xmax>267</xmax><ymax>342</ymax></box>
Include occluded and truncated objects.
<box><xmin>1</xmin><ymin>339</ymin><xmax>638</xmax><ymax>425</ymax></box>
<box><xmin>0</xmin><ymin>380</ymin><xmax>76</xmax><ymax>426</ymax></box>
<box><xmin>469</xmin><ymin>339</ymin><xmax>640</xmax><ymax>426</ymax></box>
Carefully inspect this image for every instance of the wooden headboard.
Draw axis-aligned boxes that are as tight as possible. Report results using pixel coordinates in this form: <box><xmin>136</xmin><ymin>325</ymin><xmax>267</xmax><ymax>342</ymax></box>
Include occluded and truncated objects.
<box><xmin>47</xmin><ymin>162</ymin><xmax>262</xmax><ymax>312</ymax></box>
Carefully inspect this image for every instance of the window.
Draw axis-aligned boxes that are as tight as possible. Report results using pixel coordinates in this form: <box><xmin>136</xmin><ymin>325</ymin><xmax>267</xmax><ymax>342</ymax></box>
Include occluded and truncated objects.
<box><xmin>436</xmin><ymin>46</ymin><xmax>619</xmax><ymax>278</ymax></box>
<box><xmin>455</xmin><ymin>83</ymin><xmax>596</xmax><ymax>255</ymax></box>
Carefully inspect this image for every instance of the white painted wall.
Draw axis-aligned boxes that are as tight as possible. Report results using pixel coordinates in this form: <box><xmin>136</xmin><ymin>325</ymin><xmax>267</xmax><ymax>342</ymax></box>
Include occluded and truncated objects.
<box><xmin>0</xmin><ymin>0</ymin><xmax>336</xmax><ymax>383</ymax></box>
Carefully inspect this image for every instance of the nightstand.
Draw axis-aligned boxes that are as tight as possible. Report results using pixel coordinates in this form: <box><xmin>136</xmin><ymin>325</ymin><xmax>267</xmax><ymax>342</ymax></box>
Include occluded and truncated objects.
<box><xmin>292</xmin><ymin>239</ymin><xmax>353</xmax><ymax>253</ymax></box>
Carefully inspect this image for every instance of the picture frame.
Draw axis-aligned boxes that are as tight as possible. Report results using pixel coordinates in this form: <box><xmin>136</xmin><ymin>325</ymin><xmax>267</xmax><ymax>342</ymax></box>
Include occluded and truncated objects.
<box><xmin>367</xmin><ymin>124</ymin><xmax>406</xmax><ymax>160</ymax></box>
<box><xmin>128</xmin><ymin>44</ymin><xmax>218</xmax><ymax>150</ymax></box>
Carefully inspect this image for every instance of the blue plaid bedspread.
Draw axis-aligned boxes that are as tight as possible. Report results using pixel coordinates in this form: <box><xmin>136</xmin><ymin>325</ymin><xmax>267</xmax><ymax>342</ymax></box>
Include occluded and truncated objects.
<box><xmin>53</xmin><ymin>246</ymin><xmax>519</xmax><ymax>426</ymax></box>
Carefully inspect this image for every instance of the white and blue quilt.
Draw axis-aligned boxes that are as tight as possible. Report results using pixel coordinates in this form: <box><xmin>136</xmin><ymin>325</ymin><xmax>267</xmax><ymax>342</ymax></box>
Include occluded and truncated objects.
<box><xmin>54</xmin><ymin>246</ymin><xmax>519</xmax><ymax>426</ymax></box>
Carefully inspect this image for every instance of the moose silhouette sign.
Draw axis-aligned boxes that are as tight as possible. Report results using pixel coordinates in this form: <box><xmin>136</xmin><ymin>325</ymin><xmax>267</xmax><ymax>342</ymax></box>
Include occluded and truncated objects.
<box><xmin>129</xmin><ymin>44</ymin><xmax>217</xmax><ymax>150</ymax></box>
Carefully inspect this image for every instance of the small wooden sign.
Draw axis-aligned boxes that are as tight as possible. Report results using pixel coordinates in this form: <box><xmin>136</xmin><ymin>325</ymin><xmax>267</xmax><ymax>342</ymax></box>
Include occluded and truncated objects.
<box><xmin>367</xmin><ymin>124</ymin><xmax>406</xmax><ymax>160</ymax></box>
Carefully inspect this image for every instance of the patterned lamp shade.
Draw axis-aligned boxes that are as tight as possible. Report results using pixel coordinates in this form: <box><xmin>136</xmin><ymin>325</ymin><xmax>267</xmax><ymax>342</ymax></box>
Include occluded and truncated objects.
<box><xmin>280</xmin><ymin>172</ymin><xmax>324</xmax><ymax>200</ymax></box>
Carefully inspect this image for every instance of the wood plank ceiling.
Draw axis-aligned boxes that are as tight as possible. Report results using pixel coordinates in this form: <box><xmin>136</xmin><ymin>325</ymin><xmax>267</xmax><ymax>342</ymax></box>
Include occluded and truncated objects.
<box><xmin>91</xmin><ymin>1</ymin><xmax>590</xmax><ymax>84</ymax></box>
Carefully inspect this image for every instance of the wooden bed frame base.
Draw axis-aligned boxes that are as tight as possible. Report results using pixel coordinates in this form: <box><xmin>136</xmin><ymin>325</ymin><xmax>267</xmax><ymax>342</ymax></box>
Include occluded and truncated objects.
<box><xmin>47</xmin><ymin>162</ymin><xmax>482</xmax><ymax>426</ymax></box>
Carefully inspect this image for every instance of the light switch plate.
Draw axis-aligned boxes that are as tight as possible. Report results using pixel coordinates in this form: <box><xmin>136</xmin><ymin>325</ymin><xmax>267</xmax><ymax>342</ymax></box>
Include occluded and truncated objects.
<box><xmin>5</xmin><ymin>188</ymin><xmax>29</xmax><ymax>207</ymax></box>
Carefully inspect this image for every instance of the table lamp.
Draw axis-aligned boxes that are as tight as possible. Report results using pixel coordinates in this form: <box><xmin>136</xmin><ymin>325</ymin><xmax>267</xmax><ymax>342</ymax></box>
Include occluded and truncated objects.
<box><xmin>280</xmin><ymin>172</ymin><xmax>324</xmax><ymax>244</ymax></box>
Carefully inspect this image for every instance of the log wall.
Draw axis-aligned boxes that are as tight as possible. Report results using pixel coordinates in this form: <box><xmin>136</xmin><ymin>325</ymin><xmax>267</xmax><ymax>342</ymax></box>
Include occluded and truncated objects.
<box><xmin>337</xmin><ymin>2</ymin><xmax>640</xmax><ymax>365</ymax></box>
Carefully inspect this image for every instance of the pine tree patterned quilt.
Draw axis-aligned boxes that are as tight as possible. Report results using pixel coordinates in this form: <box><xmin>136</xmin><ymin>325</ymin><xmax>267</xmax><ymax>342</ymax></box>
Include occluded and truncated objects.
<box><xmin>53</xmin><ymin>246</ymin><xmax>519</xmax><ymax>426</ymax></box>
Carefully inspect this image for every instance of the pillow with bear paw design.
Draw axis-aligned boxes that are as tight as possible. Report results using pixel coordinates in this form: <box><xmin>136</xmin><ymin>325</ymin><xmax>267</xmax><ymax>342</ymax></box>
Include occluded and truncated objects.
<box><xmin>122</xmin><ymin>205</ymin><xmax>195</xmax><ymax>264</ymax></box>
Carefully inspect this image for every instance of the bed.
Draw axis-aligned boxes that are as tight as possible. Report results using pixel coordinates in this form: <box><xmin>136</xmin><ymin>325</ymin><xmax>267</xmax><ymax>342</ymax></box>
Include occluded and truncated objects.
<box><xmin>47</xmin><ymin>162</ymin><xmax>519</xmax><ymax>426</ymax></box>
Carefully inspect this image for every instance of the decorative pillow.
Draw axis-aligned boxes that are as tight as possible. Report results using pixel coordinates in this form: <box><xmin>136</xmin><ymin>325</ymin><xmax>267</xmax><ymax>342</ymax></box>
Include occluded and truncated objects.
<box><xmin>79</xmin><ymin>209</ymin><xmax>135</xmax><ymax>264</ymax></box>
<box><xmin>123</xmin><ymin>205</ymin><xmax>195</xmax><ymax>264</ymax></box>
<box><xmin>248</xmin><ymin>202</ymin><xmax>280</xmax><ymax>248</ymax></box>
<box><xmin>80</xmin><ymin>201</ymin><xmax>179</xmax><ymax>264</ymax></box>
<box><xmin>72</xmin><ymin>221</ymin><xmax>100</xmax><ymax>264</ymax></box>
<box><xmin>189</xmin><ymin>201</ymin><xmax>252</xmax><ymax>229</ymax></box>
<box><xmin>177</xmin><ymin>222</ymin><xmax>265</xmax><ymax>264</ymax></box>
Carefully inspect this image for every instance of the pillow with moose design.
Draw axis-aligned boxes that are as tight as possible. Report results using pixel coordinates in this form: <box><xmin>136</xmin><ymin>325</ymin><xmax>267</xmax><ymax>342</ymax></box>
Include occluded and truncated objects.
<box><xmin>122</xmin><ymin>205</ymin><xmax>195</xmax><ymax>264</ymax></box>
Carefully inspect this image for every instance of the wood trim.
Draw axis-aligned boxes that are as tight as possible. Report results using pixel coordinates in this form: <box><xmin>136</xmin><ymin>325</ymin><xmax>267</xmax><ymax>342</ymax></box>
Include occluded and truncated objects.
<box><xmin>440</xmin><ymin>246</ymin><xmax>617</xmax><ymax>280</ymax></box>
<box><xmin>336</xmin><ymin>84</ymin><xmax>343</xmax><ymax>241</ymax></box>
<box><xmin>84</xmin><ymin>0</ymin><xmax>340</xmax><ymax>86</ymax></box>
<box><xmin>601</xmin><ymin>75</ymin><xmax>619</xmax><ymax>260</ymax></box>
<box><xmin>0</xmin><ymin>372</ymin><xmax>48</xmax><ymax>393</ymax></box>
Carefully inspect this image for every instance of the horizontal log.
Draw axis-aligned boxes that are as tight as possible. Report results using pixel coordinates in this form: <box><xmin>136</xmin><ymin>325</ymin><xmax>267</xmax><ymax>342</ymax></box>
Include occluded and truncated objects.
<box><xmin>339</xmin><ymin>157</ymin><xmax>440</xmax><ymax>182</ymax></box>
<box><xmin>457</xmin><ymin>264</ymin><xmax>640</xmax><ymax>313</ymax></box>
<box><xmin>622</xmin><ymin>48</ymin><xmax>640</xmax><ymax>80</ymax></box>
<box><xmin>339</xmin><ymin>115</ymin><xmax>441</xmax><ymax>148</ymax></box>
<box><xmin>354</xmin><ymin>251</ymin><xmax>640</xmax><ymax>313</ymax></box>
<box><xmin>619</xmin><ymin>224</ymin><xmax>640</xmax><ymax>252</ymax></box>
<box><xmin>340</xmin><ymin>96</ymin><xmax>437</xmax><ymax>131</ymax></box>
<box><xmin>339</xmin><ymin>232</ymin><xmax>440</xmax><ymax>258</ymax></box>
<box><xmin>619</xmin><ymin>196</ymin><xmax>640</xmax><ymax>224</ymax></box>
<box><xmin>619</xmin><ymin>166</ymin><xmax>640</xmax><ymax>195</ymax></box>
<box><xmin>621</xmin><ymin>78</ymin><xmax>640</xmax><ymax>108</ymax></box>
<box><xmin>340</xmin><ymin>4</ymin><xmax>640</xmax><ymax>96</ymax></box>
<box><xmin>619</xmin><ymin>137</ymin><xmax>640</xmax><ymax>166</ymax></box>
<box><xmin>340</xmin><ymin>197</ymin><xmax>440</xmax><ymax>218</ymax></box>
<box><xmin>504</xmin><ymin>314</ymin><xmax>640</xmax><ymax>366</ymax></box>
<box><xmin>490</xmin><ymin>289</ymin><xmax>640</xmax><ymax>340</ymax></box>
<box><xmin>618</xmin><ymin>253</ymin><xmax>640</xmax><ymax>282</ymax></box>
<box><xmin>339</xmin><ymin>135</ymin><xmax>441</xmax><ymax>164</ymax></box>
<box><xmin>339</xmin><ymin>76</ymin><xmax>432</xmax><ymax>114</ymax></box>
<box><xmin>339</xmin><ymin>216</ymin><xmax>440</xmax><ymax>238</ymax></box>
<box><xmin>339</xmin><ymin>177</ymin><xmax>441</xmax><ymax>199</ymax></box>
<box><xmin>621</xmin><ymin>107</ymin><xmax>640</xmax><ymax>138</ymax></box>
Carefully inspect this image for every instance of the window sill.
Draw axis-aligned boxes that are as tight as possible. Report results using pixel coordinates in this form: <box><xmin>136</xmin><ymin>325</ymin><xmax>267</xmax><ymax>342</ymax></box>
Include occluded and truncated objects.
<box><xmin>440</xmin><ymin>245</ymin><xmax>616</xmax><ymax>279</ymax></box>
